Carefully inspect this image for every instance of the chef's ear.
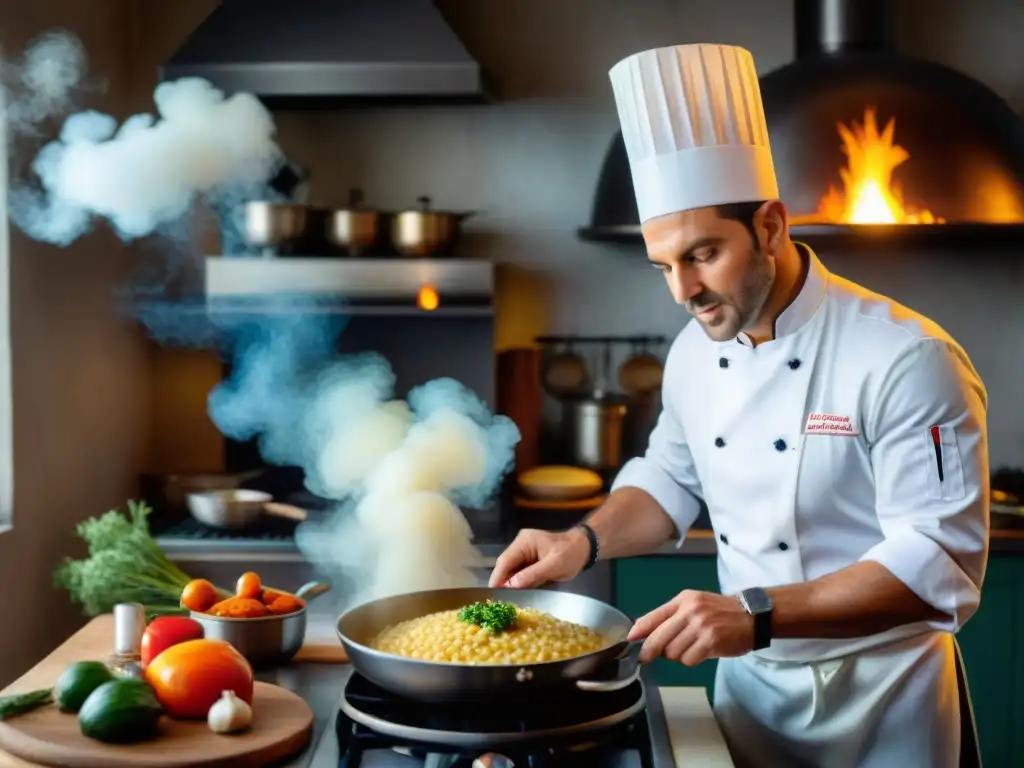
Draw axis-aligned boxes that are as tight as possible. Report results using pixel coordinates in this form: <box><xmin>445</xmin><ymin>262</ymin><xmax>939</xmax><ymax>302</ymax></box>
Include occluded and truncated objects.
<box><xmin>754</xmin><ymin>200</ymin><xmax>789</xmax><ymax>257</ymax></box>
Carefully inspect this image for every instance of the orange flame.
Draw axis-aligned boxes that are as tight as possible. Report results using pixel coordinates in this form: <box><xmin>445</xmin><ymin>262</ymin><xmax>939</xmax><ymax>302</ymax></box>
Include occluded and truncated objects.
<box><xmin>793</xmin><ymin>107</ymin><xmax>944</xmax><ymax>225</ymax></box>
<box><xmin>417</xmin><ymin>284</ymin><xmax>439</xmax><ymax>311</ymax></box>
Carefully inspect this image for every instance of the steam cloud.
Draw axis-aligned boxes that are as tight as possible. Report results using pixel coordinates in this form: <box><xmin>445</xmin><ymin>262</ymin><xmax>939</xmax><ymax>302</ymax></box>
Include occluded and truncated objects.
<box><xmin>8</xmin><ymin>68</ymin><xmax>282</xmax><ymax>245</ymax></box>
<box><xmin>2</xmin><ymin>30</ymin><xmax>90</xmax><ymax>137</ymax></box>
<box><xmin>212</xmin><ymin>315</ymin><xmax>520</xmax><ymax>608</ymax></box>
<box><xmin>5</xmin><ymin>31</ymin><xmax>520</xmax><ymax>612</ymax></box>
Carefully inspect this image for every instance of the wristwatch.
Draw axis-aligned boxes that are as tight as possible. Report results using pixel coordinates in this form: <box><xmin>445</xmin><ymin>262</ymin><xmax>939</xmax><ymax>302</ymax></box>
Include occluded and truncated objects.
<box><xmin>737</xmin><ymin>587</ymin><xmax>773</xmax><ymax>650</ymax></box>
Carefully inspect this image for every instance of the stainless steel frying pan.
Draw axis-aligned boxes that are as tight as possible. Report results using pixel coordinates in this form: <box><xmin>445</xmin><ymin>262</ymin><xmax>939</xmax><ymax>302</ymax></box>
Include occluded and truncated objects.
<box><xmin>187</xmin><ymin>489</ymin><xmax>308</xmax><ymax>530</ymax></box>
<box><xmin>335</xmin><ymin>587</ymin><xmax>643</xmax><ymax>702</ymax></box>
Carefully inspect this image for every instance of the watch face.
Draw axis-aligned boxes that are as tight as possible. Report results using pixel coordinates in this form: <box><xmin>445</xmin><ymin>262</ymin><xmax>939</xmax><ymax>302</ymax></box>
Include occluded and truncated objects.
<box><xmin>742</xmin><ymin>588</ymin><xmax>772</xmax><ymax>614</ymax></box>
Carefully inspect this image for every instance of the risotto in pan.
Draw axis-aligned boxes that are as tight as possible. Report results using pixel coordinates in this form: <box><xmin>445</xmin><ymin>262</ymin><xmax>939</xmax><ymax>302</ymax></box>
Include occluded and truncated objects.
<box><xmin>369</xmin><ymin>599</ymin><xmax>610</xmax><ymax>664</ymax></box>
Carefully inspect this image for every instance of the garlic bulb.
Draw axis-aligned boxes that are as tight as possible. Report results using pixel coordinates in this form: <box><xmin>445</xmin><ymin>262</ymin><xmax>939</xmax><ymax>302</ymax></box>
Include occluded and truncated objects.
<box><xmin>207</xmin><ymin>690</ymin><xmax>252</xmax><ymax>734</ymax></box>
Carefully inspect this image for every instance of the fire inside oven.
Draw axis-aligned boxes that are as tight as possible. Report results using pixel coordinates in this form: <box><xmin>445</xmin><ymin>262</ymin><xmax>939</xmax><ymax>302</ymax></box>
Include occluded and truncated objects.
<box><xmin>760</xmin><ymin>0</ymin><xmax>1024</xmax><ymax>228</ymax></box>
<box><xmin>787</xmin><ymin>106</ymin><xmax>944</xmax><ymax>226</ymax></box>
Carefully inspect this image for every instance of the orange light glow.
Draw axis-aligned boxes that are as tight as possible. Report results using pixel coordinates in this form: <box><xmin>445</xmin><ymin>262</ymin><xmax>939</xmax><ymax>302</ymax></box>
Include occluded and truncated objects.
<box><xmin>791</xmin><ymin>107</ymin><xmax>944</xmax><ymax>226</ymax></box>
<box><xmin>417</xmin><ymin>285</ymin><xmax>439</xmax><ymax>311</ymax></box>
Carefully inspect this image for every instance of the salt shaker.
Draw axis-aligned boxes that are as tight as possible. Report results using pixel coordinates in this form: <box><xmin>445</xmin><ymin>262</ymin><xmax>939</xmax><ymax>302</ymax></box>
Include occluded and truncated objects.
<box><xmin>107</xmin><ymin>602</ymin><xmax>146</xmax><ymax>679</ymax></box>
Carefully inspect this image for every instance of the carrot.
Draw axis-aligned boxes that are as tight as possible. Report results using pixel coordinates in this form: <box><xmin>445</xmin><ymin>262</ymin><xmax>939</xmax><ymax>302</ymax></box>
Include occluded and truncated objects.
<box><xmin>267</xmin><ymin>594</ymin><xmax>305</xmax><ymax>615</ymax></box>
<box><xmin>206</xmin><ymin>597</ymin><xmax>270</xmax><ymax>618</ymax></box>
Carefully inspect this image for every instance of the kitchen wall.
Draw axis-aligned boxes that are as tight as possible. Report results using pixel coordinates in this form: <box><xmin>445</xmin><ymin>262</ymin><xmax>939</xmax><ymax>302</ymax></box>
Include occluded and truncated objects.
<box><xmin>0</xmin><ymin>0</ymin><xmax>151</xmax><ymax>686</ymax></box>
<box><xmin>136</xmin><ymin>0</ymin><xmax>1024</xmax><ymax>474</ymax></box>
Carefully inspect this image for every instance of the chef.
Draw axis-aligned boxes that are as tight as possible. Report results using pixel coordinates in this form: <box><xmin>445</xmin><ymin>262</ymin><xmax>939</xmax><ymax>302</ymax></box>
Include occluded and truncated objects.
<box><xmin>489</xmin><ymin>43</ymin><xmax>989</xmax><ymax>767</ymax></box>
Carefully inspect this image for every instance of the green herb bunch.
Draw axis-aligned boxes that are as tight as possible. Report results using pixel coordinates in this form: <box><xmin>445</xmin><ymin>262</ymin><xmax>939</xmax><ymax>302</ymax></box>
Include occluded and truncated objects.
<box><xmin>53</xmin><ymin>500</ymin><xmax>203</xmax><ymax>619</ymax></box>
<box><xmin>458</xmin><ymin>599</ymin><xmax>518</xmax><ymax>633</ymax></box>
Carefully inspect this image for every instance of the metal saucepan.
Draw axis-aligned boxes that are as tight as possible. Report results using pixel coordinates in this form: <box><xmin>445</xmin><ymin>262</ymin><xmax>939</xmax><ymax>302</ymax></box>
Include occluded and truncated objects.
<box><xmin>187</xmin><ymin>489</ymin><xmax>308</xmax><ymax>530</ymax></box>
<box><xmin>335</xmin><ymin>587</ymin><xmax>643</xmax><ymax>702</ymax></box>
<box><xmin>191</xmin><ymin>581</ymin><xmax>331</xmax><ymax>667</ymax></box>
<box><xmin>390</xmin><ymin>195</ymin><xmax>473</xmax><ymax>257</ymax></box>
<box><xmin>139</xmin><ymin>470</ymin><xmax>261</xmax><ymax>514</ymax></box>
<box><xmin>243</xmin><ymin>201</ymin><xmax>328</xmax><ymax>255</ymax></box>
<box><xmin>325</xmin><ymin>188</ymin><xmax>385</xmax><ymax>256</ymax></box>
<box><xmin>567</xmin><ymin>393</ymin><xmax>630</xmax><ymax>471</ymax></box>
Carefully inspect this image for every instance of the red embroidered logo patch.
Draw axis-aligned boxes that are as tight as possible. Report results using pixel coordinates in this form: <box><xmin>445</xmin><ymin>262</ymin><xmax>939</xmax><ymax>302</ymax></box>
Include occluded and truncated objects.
<box><xmin>804</xmin><ymin>412</ymin><xmax>860</xmax><ymax>436</ymax></box>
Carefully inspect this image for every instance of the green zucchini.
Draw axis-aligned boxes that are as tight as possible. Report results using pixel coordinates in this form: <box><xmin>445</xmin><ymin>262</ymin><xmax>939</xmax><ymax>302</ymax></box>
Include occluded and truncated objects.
<box><xmin>77</xmin><ymin>679</ymin><xmax>163</xmax><ymax>744</ymax></box>
<box><xmin>54</xmin><ymin>661</ymin><xmax>115</xmax><ymax>713</ymax></box>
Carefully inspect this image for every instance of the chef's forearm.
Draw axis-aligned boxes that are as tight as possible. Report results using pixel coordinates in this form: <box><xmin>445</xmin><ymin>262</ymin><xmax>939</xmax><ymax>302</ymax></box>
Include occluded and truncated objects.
<box><xmin>585</xmin><ymin>487</ymin><xmax>678</xmax><ymax>560</ymax></box>
<box><xmin>764</xmin><ymin>560</ymin><xmax>946</xmax><ymax>639</ymax></box>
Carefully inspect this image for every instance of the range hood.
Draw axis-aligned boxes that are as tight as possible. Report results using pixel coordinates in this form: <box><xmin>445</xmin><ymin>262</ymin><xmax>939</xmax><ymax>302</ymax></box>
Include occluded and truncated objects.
<box><xmin>159</xmin><ymin>0</ymin><xmax>488</xmax><ymax>104</ymax></box>
<box><xmin>580</xmin><ymin>0</ymin><xmax>1024</xmax><ymax>247</ymax></box>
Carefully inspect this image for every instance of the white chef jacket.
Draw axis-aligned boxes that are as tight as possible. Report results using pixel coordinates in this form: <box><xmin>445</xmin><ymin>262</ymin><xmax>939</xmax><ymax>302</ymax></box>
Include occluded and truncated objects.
<box><xmin>612</xmin><ymin>243</ymin><xmax>990</xmax><ymax>663</ymax></box>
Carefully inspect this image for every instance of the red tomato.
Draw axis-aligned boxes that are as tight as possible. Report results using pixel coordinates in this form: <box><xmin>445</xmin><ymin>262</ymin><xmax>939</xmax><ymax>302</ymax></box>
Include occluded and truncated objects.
<box><xmin>144</xmin><ymin>638</ymin><xmax>254</xmax><ymax>719</ymax></box>
<box><xmin>141</xmin><ymin>616</ymin><xmax>205</xmax><ymax>668</ymax></box>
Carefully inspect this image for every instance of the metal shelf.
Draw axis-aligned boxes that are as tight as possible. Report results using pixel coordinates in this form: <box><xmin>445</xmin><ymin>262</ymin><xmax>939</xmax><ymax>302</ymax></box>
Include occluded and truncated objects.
<box><xmin>137</xmin><ymin>298</ymin><xmax>492</xmax><ymax>319</ymax></box>
<box><xmin>204</xmin><ymin>256</ymin><xmax>494</xmax><ymax>299</ymax></box>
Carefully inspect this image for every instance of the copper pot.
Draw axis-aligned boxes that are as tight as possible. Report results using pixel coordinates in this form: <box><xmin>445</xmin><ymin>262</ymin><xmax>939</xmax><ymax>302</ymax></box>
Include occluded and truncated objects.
<box><xmin>390</xmin><ymin>196</ymin><xmax>473</xmax><ymax>257</ymax></box>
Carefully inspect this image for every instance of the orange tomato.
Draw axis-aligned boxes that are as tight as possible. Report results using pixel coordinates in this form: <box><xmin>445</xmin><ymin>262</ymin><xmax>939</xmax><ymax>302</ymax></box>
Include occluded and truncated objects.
<box><xmin>180</xmin><ymin>578</ymin><xmax>219</xmax><ymax>612</ymax></box>
<box><xmin>235</xmin><ymin>571</ymin><xmax>262</xmax><ymax>600</ymax></box>
<box><xmin>144</xmin><ymin>638</ymin><xmax>254</xmax><ymax>719</ymax></box>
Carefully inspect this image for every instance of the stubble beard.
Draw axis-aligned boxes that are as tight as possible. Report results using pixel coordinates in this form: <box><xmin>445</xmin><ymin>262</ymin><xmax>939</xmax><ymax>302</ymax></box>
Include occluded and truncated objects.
<box><xmin>698</xmin><ymin>248</ymin><xmax>775</xmax><ymax>342</ymax></box>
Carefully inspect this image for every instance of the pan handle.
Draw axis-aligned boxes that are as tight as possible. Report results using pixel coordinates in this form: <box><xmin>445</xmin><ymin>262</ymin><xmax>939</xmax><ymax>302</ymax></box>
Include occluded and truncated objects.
<box><xmin>574</xmin><ymin>640</ymin><xmax>644</xmax><ymax>693</ymax></box>
<box><xmin>295</xmin><ymin>581</ymin><xmax>331</xmax><ymax>601</ymax></box>
<box><xmin>263</xmin><ymin>502</ymin><xmax>308</xmax><ymax>521</ymax></box>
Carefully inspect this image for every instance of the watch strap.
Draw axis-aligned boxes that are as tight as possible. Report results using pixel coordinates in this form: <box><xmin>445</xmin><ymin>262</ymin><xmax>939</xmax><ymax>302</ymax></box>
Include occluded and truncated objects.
<box><xmin>575</xmin><ymin>523</ymin><xmax>599</xmax><ymax>571</ymax></box>
<box><xmin>753</xmin><ymin>609</ymin><xmax>772</xmax><ymax>650</ymax></box>
<box><xmin>739</xmin><ymin>587</ymin><xmax>773</xmax><ymax>651</ymax></box>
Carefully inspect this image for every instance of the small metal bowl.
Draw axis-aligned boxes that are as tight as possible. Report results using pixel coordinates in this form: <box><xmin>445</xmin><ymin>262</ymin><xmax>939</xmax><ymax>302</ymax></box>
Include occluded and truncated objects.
<box><xmin>190</xmin><ymin>581</ymin><xmax>331</xmax><ymax>667</ymax></box>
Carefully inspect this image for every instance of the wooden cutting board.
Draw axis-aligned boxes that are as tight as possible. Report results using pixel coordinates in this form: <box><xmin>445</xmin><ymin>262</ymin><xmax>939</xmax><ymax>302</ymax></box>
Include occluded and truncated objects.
<box><xmin>0</xmin><ymin>614</ymin><xmax>342</xmax><ymax>767</ymax></box>
<box><xmin>0</xmin><ymin>681</ymin><xmax>313</xmax><ymax>767</ymax></box>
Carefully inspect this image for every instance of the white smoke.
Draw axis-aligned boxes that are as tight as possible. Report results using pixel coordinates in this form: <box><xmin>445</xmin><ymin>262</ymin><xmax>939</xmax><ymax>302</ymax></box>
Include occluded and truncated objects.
<box><xmin>5</xmin><ymin>31</ymin><xmax>521</xmax><ymax>610</ymax></box>
<box><xmin>210</xmin><ymin>318</ymin><xmax>520</xmax><ymax>611</ymax></box>
<box><xmin>309</xmin><ymin>372</ymin><xmax>520</xmax><ymax>607</ymax></box>
<box><xmin>10</xmin><ymin>75</ymin><xmax>282</xmax><ymax>246</ymax></box>
<box><xmin>2</xmin><ymin>30</ymin><xmax>90</xmax><ymax>137</ymax></box>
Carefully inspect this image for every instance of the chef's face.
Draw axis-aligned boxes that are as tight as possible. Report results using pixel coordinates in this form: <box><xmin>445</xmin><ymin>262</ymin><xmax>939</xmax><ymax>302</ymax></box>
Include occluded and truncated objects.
<box><xmin>642</xmin><ymin>202</ymin><xmax>782</xmax><ymax>342</ymax></box>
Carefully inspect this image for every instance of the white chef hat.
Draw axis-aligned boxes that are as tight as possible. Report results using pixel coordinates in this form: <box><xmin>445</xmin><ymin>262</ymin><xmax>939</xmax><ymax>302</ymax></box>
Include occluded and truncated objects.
<box><xmin>609</xmin><ymin>44</ymin><xmax>779</xmax><ymax>224</ymax></box>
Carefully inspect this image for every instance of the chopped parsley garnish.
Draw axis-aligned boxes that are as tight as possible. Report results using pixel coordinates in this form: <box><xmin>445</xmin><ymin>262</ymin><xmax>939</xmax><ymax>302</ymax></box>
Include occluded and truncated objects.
<box><xmin>458</xmin><ymin>599</ymin><xmax>518</xmax><ymax>633</ymax></box>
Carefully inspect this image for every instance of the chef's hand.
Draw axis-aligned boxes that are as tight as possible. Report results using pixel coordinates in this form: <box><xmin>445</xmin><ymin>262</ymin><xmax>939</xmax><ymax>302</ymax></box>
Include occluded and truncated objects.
<box><xmin>627</xmin><ymin>590</ymin><xmax>754</xmax><ymax>666</ymax></box>
<box><xmin>488</xmin><ymin>528</ymin><xmax>591</xmax><ymax>589</ymax></box>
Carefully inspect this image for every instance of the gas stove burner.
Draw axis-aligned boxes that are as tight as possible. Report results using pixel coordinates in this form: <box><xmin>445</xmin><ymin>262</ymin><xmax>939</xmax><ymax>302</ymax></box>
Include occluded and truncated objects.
<box><xmin>472</xmin><ymin>755</ymin><xmax>515</xmax><ymax>768</ymax></box>
<box><xmin>338</xmin><ymin>673</ymin><xmax>646</xmax><ymax>749</ymax></box>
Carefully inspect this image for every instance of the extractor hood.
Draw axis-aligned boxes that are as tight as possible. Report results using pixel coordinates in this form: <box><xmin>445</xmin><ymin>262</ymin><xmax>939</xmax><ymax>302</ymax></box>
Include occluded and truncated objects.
<box><xmin>580</xmin><ymin>0</ymin><xmax>1024</xmax><ymax>248</ymax></box>
<box><xmin>158</xmin><ymin>0</ymin><xmax>489</xmax><ymax>104</ymax></box>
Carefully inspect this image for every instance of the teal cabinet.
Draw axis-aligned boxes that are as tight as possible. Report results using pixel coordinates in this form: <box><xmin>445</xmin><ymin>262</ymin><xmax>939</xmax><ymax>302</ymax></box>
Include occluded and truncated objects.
<box><xmin>956</xmin><ymin>554</ymin><xmax>1024</xmax><ymax>767</ymax></box>
<box><xmin>614</xmin><ymin>555</ymin><xmax>721</xmax><ymax>695</ymax></box>
<box><xmin>614</xmin><ymin>551</ymin><xmax>1024</xmax><ymax>767</ymax></box>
